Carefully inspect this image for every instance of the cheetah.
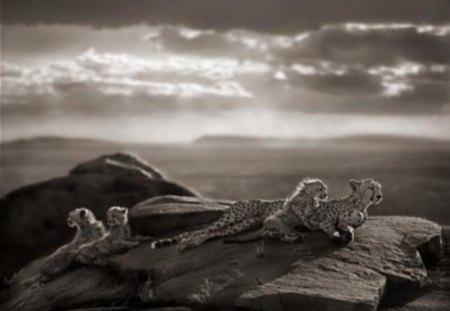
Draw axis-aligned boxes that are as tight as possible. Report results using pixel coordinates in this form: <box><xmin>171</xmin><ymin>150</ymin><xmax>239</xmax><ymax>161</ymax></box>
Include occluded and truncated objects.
<box><xmin>75</xmin><ymin>206</ymin><xmax>149</xmax><ymax>266</ymax></box>
<box><xmin>225</xmin><ymin>178</ymin><xmax>328</xmax><ymax>244</ymax></box>
<box><xmin>309</xmin><ymin>178</ymin><xmax>383</xmax><ymax>244</ymax></box>
<box><xmin>151</xmin><ymin>178</ymin><xmax>327</xmax><ymax>252</ymax></box>
<box><xmin>21</xmin><ymin>208</ymin><xmax>106</xmax><ymax>286</ymax></box>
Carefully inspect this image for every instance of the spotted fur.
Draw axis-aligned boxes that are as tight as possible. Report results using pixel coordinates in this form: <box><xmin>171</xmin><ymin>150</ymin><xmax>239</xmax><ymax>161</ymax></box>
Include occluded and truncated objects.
<box><xmin>151</xmin><ymin>199</ymin><xmax>286</xmax><ymax>251</ymax></box>
<box><xmin>224</xmin><ymin>178</ymin><xmax>328</xmax><ymax>244</ymax></box>
<box><xmin>310</xmin><ymin>178</ymin><xmax>383</xmax><ymax>244</ymax></box>
<box><xmin>151</xmin><ymin>178</ymin><xmax>328</xmax><ymax>251</ymax></box>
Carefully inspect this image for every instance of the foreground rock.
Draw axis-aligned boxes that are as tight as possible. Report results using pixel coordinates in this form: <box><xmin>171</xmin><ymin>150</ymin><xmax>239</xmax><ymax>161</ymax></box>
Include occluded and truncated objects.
<box><xmin>5</xmin><ymin>197</ymin><xmax>443</xmax><ymax>311</ymax></box>
<box><xmin>0</xmin><ymin>153</ymin><xmax>198</xmax><ymax>280</ymax></box>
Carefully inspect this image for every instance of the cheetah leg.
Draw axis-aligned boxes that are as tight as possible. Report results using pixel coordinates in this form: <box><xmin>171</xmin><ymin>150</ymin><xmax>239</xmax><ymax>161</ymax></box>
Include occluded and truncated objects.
<box><xmin>177</xmin><ymin>218</ymin><xmax>260</xmax><ymax>252</ymax></box>
<box><xmin>264</xmin><ymin>217</ymin><xmax>305</xmax><ymax>243</ymax></box>
<box><xmin>178</xmin><ymin>209</ymin><xmax>242</xmax><ymax>242</ymax></box>
<box><xmin>318</xmin><ymin>220</ymin><xmax>342</xmax><ymax>243</ymax></box>
<box><xmin>336</xmin><ymin>219</ymin><xmax>355</xmax><ymax>244</ymax></box>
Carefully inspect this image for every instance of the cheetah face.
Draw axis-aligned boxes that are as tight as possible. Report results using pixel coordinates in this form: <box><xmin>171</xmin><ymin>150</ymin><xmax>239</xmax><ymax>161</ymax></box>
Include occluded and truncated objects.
<box><xmin>67</xmin><ymin>207</ymin><xmax>95</xmax><ymax>227</ymax></box>
<box><xmin>350</xmin><ymin>179</ymin><xmax>383</xmax><ymax>205</ymax></box>
<box><xmin>305</xmin><ymin>179</ymin><xmax>328</xmax><ymax>200</ymax></box>
<box><xmin>107</xmin><ymin>206</ymin><xmax>129</xmax><ymax>227</ymax></box>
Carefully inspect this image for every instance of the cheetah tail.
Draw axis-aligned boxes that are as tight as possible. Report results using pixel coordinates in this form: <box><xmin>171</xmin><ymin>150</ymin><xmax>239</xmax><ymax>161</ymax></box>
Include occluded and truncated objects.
<box><xmin>150</xmin><ymin>235</ymin><xmax>184</xmax><ymax>248</ymax></box>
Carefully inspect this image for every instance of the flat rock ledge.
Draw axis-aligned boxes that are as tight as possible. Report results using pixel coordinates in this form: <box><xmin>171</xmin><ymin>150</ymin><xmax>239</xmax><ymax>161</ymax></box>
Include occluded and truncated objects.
<box><xmin>4</xmin><ymin>198</ymin><xmax>443</xmax><ymax>311</ymax></box>
<box><xmin>129</xmin><ymin>195</ymin><xmax>234</xmax><ymax>236</ymax></box>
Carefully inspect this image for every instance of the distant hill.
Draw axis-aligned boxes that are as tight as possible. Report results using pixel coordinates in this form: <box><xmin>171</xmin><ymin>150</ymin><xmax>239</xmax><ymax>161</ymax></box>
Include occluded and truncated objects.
<box><xmin>1</xmin><ymin>136</ymin><xmax>120</xmax><ymax>148</ymax></box>
<box><xmin>194</xmin><ymin>135</ymin><xmax>287</xmax><ymax>145</ymax></box>
<box><xmin>193</xmin><ymin>134</ymin><xmax>450</xmax><ymax>149</ymax></box>
<box><xmin>2</xmin><ymin>134</ymin><xmax>449</xmax><ymax>150</ymax></box>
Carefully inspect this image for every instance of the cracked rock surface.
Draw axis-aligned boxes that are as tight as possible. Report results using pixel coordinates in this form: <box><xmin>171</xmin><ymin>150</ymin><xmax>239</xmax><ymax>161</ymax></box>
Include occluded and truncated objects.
<box><xmin>4</xmin><ymin>196</ymin><xmax>443</xmax><ymax>311</ymax></box>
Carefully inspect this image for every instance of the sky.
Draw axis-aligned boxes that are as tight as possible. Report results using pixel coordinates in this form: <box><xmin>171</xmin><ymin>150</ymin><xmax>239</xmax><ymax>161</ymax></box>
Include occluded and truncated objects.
<box><xmin>1</xmin><ymin>0</ymin><xmax>450</xmax><ymax>142</ymax></box>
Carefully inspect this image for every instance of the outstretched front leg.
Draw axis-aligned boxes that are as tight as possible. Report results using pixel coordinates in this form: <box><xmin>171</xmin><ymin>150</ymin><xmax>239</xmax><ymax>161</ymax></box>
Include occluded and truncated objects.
<box><xmin>177</xmin><ymin>218</ymin><xmax>260</xmax><ymax>252</ymax></box>
<box><xmin>336</xmin><ymin>217</ymin><xmax>356</xmax><ymax>244</ymax></box>
<box><xmin>264</xmin><ymin>216</ymin><xmax>306</xmax><ymax>243</ymax></box>
<box><xmin>318</xmin><ymin>219</ymin><xmax>343</xmax><ymax>243</ymax></box>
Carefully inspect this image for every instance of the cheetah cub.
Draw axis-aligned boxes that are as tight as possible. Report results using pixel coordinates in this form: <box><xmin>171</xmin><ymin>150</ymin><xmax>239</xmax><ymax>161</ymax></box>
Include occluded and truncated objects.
<box><xmin>263</xmin><ymin>178</ymin><xmax>328</xmax><ymax>242</ymax></box>
<box><xmin>310</xmin><ymin>178</ymin><xmax>383</xmax><ymax>244</ymax></box>
<box><xmin>22</xmin><ymin>208</ymin><xmax>106</xmax><ymax>286</ymax></box>
<box><xmin>75</xmin><ymin>206</ymin><xmax>148</xmax><ymax>266</ymax></box>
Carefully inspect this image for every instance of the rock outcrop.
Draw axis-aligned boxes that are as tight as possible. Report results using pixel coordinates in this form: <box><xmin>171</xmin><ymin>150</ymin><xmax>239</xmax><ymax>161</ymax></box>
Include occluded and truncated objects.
<box><xmin>4</xmin><ymin>197</ymin><xmax>443</xmax><ymax>311</ymax></box>
<box><xmin>0</xmin><ymin>154</ymin><xmax>198</xmax><ymax>280</ymax></box>
<box><xmin>130</xmin><ymin>195</ymin><xmax>233</xmax><ymax>236</ymax></box>
<box><xmin>69</xmin><ymin>153</ymin><xmax>166</xmax><ymax>180</ymax></box>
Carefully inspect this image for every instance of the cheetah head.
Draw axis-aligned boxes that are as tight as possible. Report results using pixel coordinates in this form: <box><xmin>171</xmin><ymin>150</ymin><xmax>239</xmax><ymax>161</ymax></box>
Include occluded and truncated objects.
<box><xmin>107</xmin><ymin>206</ymin><xmax>129</xmax><ymax>227</ymax></box>
<box><xmin>298</xmin><ymin>177</ymin><xmax>328</xmax><ymax>200</ymax></box>
<box><xmin>67</xmin><ymin>207</ymin><xmax>96</xmax><ymax>228</ymax></box>
<box><xmin>349</xmin><ymin>178</ymin><xmax>383</xmax><ymax>205</ymax></box>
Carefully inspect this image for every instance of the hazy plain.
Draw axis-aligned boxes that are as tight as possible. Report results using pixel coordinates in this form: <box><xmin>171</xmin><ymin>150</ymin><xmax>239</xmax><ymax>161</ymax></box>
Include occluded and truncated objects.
<box><xmin>1</xmin><ymin>136</ymin><xmax>449</xmax><ymax>225</ymax></box>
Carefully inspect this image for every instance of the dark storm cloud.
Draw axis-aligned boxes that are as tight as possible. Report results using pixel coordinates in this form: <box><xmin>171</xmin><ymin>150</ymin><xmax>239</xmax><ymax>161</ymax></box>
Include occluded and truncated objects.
<box><xmin>277</xmin><ymin>24</ymin><xmax>450</xmax><ymax>66</ymax></box>
<box><xmin>2</xmin><ymin>0</ymin><xmax>449</xmax><ymax>33</ymax></box>
<box><xmin>287</xmin><ymin>68</ymin><xmax>383</xmax><ymax>96</ymax></box>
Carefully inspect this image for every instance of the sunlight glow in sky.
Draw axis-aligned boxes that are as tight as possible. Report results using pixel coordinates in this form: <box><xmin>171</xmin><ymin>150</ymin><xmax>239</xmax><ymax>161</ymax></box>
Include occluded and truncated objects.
<box><xmin>1</xmin><ymin>0</ymin><xmax>449</xmax><ymax>142</ymax></box>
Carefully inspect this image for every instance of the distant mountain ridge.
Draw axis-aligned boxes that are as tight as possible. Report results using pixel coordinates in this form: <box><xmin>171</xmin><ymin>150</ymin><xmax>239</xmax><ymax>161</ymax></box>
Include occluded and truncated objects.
<box><xmin>1</xmin><ymin>136</ymin><xmax>117</xmax><ymax>147</ymax></box>
<box><xmin>2</xmin><ymin>134</ymin><xmax>449</xmax><ymax>149</ymax></box>
<box><xmin>193</xmin><ymin>134</ymin><xmax>450</xmax><ymax>146</ymax></box>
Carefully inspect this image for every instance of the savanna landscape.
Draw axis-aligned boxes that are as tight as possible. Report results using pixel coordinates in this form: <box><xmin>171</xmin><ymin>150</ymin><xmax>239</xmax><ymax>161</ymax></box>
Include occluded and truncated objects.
<box><xmin>2</xmin><ymin>135</ymin><xmax>449</xmax><ymax>225</ymax></box>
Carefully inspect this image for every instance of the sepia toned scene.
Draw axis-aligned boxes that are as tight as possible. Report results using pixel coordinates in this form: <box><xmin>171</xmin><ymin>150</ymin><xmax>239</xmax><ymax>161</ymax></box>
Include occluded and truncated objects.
<box><xmin>1</xmin><ymin>1</ymin><xmax>449</xmax><ymax>310</ymax></box>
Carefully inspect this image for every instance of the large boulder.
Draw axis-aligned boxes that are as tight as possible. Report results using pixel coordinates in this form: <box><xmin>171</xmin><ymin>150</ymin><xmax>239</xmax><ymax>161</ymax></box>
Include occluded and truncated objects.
<box><xmin>0</xmin><ymin>153</ymin><xmax>198</xmax><ymax>280</ymax></box>
<box><xmin>5</xmin><ymin>196</ymin><xmax>443</xmax><ymax>311</ymax></box>
<box><xmin>69</xmin><ymin>153</ymin><xmax>165</xmax><ymax>180</ymax></box>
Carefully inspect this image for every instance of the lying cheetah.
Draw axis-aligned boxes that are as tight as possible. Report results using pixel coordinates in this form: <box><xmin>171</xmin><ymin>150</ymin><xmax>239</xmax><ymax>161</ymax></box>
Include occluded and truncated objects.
<box><xmin>22</xmin><ymin>208</ymin><xmax>105</xmax><ymax>286</ymax></box>
<box><xmin>75</xmin><ymin>206</ymin><xmax>148</xmax><ymax>266</ymax></box>
<box><xmin>310</xmin><ymin>178</ymin><xmax>383</xmax><ymax>244</ymax></box>
<box><xmin>151</xmin><ymin>178</ymin><xmax>327</xmax><ymax>252</ymax></box>
<box><xmin>226</xmin><ymin>178</ymin><xmax>328</xmax><ymax>244</ymax></box>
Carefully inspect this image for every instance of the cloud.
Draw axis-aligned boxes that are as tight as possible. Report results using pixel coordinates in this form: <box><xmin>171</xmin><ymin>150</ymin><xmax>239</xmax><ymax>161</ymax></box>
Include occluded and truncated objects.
<box><xmin>1</xmin><ymin>49</ymin><xmax>264</xmax><ymax>118</ymax></box>
<box><xmin>2</xmin><ymin>23</ymin><xmax>450</xmax><ymax>120</ymax></box>
<box><xmin>275</xmin><ymin>23</ymin><xmax>450</xmax><ymax>66</ymax></box>
<box><xmin>2</xmin><ymin>0</ymin><xmax>449</xmax><ymax>33</ymax></box>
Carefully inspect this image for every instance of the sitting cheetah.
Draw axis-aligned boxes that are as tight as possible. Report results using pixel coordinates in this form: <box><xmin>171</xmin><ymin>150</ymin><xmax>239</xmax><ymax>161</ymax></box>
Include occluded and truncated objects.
<box><xmin>151</xmin><ymin>178</ymin><xmax>327</xmax><ymax>252</ymax></box>
<box><xmin>22</xmin><ymin>208</ymin><xmax>105</xmax><ymax>286</ymax></box>
<box><xmin>75</xmin><ymin>206</ymin><xmax>149</xmax><ymax>266</ymax></box>
<box><xmin>309</xmin><ymin>178</ymin><xmax>383</xmax><ymax>244</ymax></box>
<box><xmin>226</xmin><ymin>178</ymin><xmax>328</xmax><ymax>244</ymax></box>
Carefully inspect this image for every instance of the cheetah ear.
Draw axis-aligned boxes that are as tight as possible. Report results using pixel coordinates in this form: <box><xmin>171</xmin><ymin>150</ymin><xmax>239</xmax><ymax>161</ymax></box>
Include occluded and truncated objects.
<box><xmin>349</xmin><ymin>179</ymin><xmax>361</xmax><ymax>191</ymax></box>
<box><xmin>79</xmin><ymin>209</ymin><xmax>86</xmax><ymax>218</ymax></box>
